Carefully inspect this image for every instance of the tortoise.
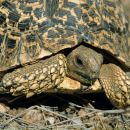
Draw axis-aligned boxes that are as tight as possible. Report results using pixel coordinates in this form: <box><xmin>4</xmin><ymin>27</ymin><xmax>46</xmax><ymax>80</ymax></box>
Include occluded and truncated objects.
<box><xmin>0</xmin><ymin>0</ymin><xmax>130</xmax><ymax>108</ymax></box>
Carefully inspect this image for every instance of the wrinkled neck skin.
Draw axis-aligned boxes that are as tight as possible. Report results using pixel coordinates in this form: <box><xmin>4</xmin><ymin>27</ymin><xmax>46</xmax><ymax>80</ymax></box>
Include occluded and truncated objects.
<box><xmin>66</xmin><ymin>45</ymin><xmax>103</xmax><ymax>85</ymax></box>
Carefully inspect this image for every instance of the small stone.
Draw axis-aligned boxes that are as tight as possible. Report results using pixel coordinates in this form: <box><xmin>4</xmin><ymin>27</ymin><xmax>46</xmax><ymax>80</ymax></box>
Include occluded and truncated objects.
<box><xmin>78</xmin><ymin>109</ymin><xmax>87</xmax><ymax>117</ymax></box>
<box><xmin>0</xmin><ymin>103</ymin><xmax>10</xmax><ymax>113</ymax></box>
<box><xmin>46</xmin><ymin>117</ymin><xmax>55</xmax><ymax>125</ymax></box>
<box><xmin>23</xmin><ymin>109</ymin><xmax>43</xmax><ymax>123</ymax></box>
<box><xmin>66</xmin><ymin>108</ymin><xmax>71</xmax><ymax>113</ymax></box>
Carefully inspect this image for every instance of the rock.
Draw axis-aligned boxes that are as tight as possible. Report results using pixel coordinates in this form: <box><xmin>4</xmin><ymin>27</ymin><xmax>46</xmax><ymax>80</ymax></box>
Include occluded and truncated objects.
<box><xmin>0</xmin><ymin>103</ymin><xmax>10</xmax><ymax>113</ymax></box>
<box><xmin>23</xmin><ymin>109</ymin><xmax>43</xmax><ymax>123</ymax></box>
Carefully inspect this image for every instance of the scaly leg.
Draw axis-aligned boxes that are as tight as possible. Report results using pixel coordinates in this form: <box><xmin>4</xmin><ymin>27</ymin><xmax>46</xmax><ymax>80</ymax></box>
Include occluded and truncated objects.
<box><xmin>0</xmin><ymin>54</ymin><xmax>67</xmax><ymax>98</ymax></box>
<box><xmin>99</xmin><ymin>64</ymin><xmax>130</xmax><ymax>108</ymax></box>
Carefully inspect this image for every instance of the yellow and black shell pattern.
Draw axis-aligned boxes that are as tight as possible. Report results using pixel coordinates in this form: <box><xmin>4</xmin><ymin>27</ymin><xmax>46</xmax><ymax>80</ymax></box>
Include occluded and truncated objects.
<box><xmin>0</xmin><ymin>0</ymin><xmax>129</xmax><ymax>71</ymax></box>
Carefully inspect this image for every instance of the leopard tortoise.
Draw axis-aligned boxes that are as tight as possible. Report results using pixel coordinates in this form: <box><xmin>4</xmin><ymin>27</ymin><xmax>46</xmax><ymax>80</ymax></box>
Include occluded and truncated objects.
<box><xmin>0</xmin><ymin>0</ymin><xmax>130</xmax><ymax>108</ymax></box>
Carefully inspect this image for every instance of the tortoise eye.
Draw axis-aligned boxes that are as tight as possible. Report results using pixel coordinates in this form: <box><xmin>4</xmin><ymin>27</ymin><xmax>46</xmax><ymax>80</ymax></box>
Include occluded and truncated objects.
<box><xmin>74</xmin><ymin>55</ymin><xmax>84</xmax><ymax>67</ymax></box>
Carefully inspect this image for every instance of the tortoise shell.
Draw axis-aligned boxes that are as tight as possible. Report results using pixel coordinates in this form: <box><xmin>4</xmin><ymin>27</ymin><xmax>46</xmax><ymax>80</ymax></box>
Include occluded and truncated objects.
<box><xmin>0</xmin><ymin>0</ymin><xmax>129</xmax><ymax>71</ymax></box>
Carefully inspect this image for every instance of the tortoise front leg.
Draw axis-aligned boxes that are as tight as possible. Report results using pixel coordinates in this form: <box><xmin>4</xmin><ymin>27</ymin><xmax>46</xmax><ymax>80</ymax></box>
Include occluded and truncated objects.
<box><xmin>0</xmin><ymin>54</ymin><xmax>67</xmax><ymax>98</ymax></box>
<box><xmin>99</xmin><ymin>64</ymin><xmax>130</xmax><ymax>108</ymax></box>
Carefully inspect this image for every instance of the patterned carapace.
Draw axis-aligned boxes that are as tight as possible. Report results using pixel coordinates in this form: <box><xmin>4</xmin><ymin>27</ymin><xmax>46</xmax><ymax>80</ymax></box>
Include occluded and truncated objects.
<box><xmin>0</xmin><ymin>0</ymin><xmax>129</xmax><ymax>71</ymax></box>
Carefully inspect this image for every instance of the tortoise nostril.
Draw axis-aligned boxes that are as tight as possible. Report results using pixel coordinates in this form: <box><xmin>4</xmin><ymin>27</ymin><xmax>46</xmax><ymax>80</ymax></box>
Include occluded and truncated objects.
<box><xmin>89</xmin><ymin>58</ymin><xmax>101</xmax><ymax>73</ymax></box>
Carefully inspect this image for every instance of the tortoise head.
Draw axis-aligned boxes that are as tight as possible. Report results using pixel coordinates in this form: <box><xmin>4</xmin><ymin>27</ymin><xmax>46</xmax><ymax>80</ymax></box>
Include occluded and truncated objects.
<box><xmin>67</xmin><ymin>45</ymin><xmax>103</xmax><ymax>85</ymax></box>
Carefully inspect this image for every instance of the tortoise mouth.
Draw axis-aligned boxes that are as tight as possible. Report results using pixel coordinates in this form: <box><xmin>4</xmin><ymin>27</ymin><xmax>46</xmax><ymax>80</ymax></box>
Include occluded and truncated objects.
<box><xmin>74</xmin><ymin>70</ymin><xmax>98</xmax><ymax>85</ymax></box>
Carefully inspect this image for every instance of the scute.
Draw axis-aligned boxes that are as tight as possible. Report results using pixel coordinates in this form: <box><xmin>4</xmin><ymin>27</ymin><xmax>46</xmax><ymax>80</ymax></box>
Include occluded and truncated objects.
<box><xmin>0</xmin><ymin>0</ymin><xmax>129</xmax><ymax>72</ymax></box>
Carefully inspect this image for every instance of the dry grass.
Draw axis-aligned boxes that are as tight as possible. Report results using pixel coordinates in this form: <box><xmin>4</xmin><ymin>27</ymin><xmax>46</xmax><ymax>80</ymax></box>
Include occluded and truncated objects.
<box><xmin>0</xmin><ymin>94</ymin><xmax>130</xmax><ymax>130</ymax></box>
